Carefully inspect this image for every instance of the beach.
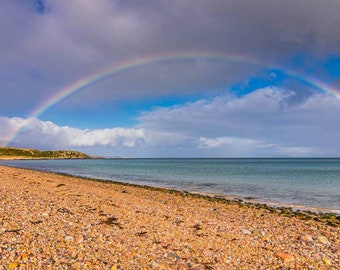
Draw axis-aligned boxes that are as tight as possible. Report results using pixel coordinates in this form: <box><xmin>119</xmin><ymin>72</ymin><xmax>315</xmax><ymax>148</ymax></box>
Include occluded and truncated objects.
<box><xmin>0</xmin><ymin>166</ymin><xmax>339</xmax><ymax>269</ymax></box>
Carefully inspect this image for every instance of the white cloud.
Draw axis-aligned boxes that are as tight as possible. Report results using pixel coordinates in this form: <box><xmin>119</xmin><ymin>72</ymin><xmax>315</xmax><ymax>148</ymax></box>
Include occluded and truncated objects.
<box><xmin>196</xmin><ymin>137</ymin><xmax>314</xmax><ymax>157</ymax></box>
<box><xmin>138</xmin><ymin>88</ymin><xmax>340</xmax><ymax>156</ymax></box>
<box><xmin>2</xmin><ymin>88</ymin><xmax>340</xmax><ymax>157</ymax></box>
<box><xmin>197</xmin><ymin>136</ymin><xmax>261</xmax><ymax>149</ymax></box>
<box><xmin>0</xmin><ymin>117</ymin><xmax>146</xmax><ymax>150</ymax></box>
<box><xmin>69</xmin><ymin>128</ymin><xmax>145</xmax><ymax>148</ymax></box>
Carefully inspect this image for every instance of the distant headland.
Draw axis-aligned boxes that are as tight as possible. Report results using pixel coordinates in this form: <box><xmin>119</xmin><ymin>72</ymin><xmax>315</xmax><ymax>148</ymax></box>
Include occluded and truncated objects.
<box><xmin>0</xmin><ymin>147</ymin><xmax>100</xmax><ymax>160</ymax></box>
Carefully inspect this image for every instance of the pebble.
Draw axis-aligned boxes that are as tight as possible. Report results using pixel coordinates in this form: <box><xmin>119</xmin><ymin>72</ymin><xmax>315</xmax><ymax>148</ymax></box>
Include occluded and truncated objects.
<box><xmin>262</xmin><ymin>236</ymin><xmax>270</xmax><ymax>243</ymax></box>
<box><xmin>322</xmin><ymin>257</ymin><xmax>331</xmax><ymax>265</ymax></box>
<box><xmin>76</xmin><ymin>235</ymin><xmax>84</xmax><ymax>244</ymax></box>
<box><xmin>317</xmin><ymin>235</ymin><xmax>330</xmax><ymax>245</ymax></box>
<box><xmin>275</xmin><ymin>252</ymin><xmax>294</xmax><ymax>263</ymax></box>
<box><xmin>161</xmin><ymin>242</ymin><xmax>170</xmax><ymax>249</ymax></box>
<box><xmin>7</xmin><ymin>262</ymin><xmax>18</xmax><ymax>269</ymax></box>
<box><xmin>65</xmin><ymin>236</ymin><xmax>74</xmax><ymax>242</ymax></box>
<box><xmin>331</xmin><ymin>245</ymin><xmax>340</xmax><ymax>253</ymax></box>
<box><xmin>151</xmin><ymin>260</ymin><xmax>159</xmax><ymax>267</ymax></box>
<box><xmin>300</xmin><ymin>234</ymin><xmax>313</xmax><ymax>242</ymax></box>
<box><xmin>241</xmin><ymin>228</ymin><xmax>252</xmax><ymax>235</ymax></box>
<box><xmin>203</xmin><ymin>250</ymin><xmax>213</xmax><ymax>257</ymax></box>
<box><xmin>164</xmin><ymin>251</ymin><xmax>180</xmax><ymax>261</ymax></box>
<box><xmin>253</xmin><ymin>228</ymin><xmax>265</xmax><ymax>237</ymax></box>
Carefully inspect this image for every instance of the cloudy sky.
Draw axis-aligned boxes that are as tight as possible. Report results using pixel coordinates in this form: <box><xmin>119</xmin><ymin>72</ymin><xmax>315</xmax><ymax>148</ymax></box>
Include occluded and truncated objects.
<box><xmin>1</xmin><ymin>0</ymin><xmax>340</xmax><ymax>157</ymax></box>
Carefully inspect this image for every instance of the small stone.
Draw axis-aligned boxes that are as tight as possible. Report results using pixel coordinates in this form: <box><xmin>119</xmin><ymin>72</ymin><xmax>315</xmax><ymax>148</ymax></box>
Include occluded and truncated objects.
<box><xmin>262</xmin><ymin>236</ymin><xmax>270</xmax><ymax>243</ymax></box>
<box><xmin>161</xmin><ymin>242</ymin><xmax>170</xmax><ymax>249</ymax></box>
<box><xmin>151</xmin><ymin>260</ymin><xmax>159</xmax><ymax>267</ymax></box>
<box><xmin>312</xmin><ymin>254</ymin><xmax>321</xmax><ymax>261</ymax></box>
<box><xmin>76</xmin><ymin>235</ymin><xmax>84</xmax><ymax>244</ymax></box>
<box><xmin>189</xmin><ymin>264</ymin><xmax>201</xmax><ymax>270</ymax></box>
<box><xmin>8</xmin><ymin>262</ymin><xmax>18</xmax><ymax>269</ymax></box>
<box><xmin>331</xmin><ymin>245</ymin><xmax>340</xmax><ymax>253</ymax></box>
<box><xmin>164</xmin><ymin>251</ymin><xmax>180</xmax><ymax>261</ymax></box>
<box><xmin>41</xmin><ymin>212</ymin><xmax>49</xmax><ymax>218</ymax></box>
<box><xmin>21</xmin><ymin>253</ymin><xmax>28</xmax><ymax>261</ymax></box>
<box><xmin>300</xmin><ymin>234</ymin><xmax>313</xmax><ymax>242</ymax></box>
<box><xmin>317</xmin><ymin>236</ymin><xmax>330</xmax><ymax>245</ymax></box>
<box><xmin>65</xmin><ymin>235</ymin><xmax>74</xmax><ymax>241</ymax></box>
<box><xmin>253</xmin><ymin>228</ymin><xmax>265</xmax><ymax>237</ymax></box>
<box><xmin>241</xmin><ymin>228</ymin><xmax>252</xmax><ymax>235</ymax></box>
<box><xmin>203</xmin><ymin>250</ymin><xmax>213</xmax><ymax>257</ymax></box>
<box><xmin>177</xmin><ymin>262</ymin><xmax>188</xmax><ymax>269</ymax></box>
<box><xmin>275</xmin><ymin>252</ymin><xmax>294</xmax><ymax>263</ymax></box>
<box><xmin>322</xmin><ymin>257</ymin><xmax>331</xmax><ymax>265</ymax></box>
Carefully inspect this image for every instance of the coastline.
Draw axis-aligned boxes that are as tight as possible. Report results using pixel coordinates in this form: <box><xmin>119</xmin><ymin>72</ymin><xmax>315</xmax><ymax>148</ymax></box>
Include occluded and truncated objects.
<box><xmin>49</xmin><ymin>171</ymin><xmax>340</xmax><ymax>220</ymax></box>
<box><xmin>2</xmin><ymin>157</ymin><xmax>339</xmax><ymax>217</ymax></box>
<box><xmin>0</xmin><ymin>165</ymin><xmax>339</xmax><ymax>268</ymax></box>
<box><xmin>2</xmin><ymin>160</ymin><xmax>339</xmax><ymax>216</ymax></box>
<box><xmin>25</xmin><ymin>167</ymin><xmax>340</xmax><ymax>221</ymax></box>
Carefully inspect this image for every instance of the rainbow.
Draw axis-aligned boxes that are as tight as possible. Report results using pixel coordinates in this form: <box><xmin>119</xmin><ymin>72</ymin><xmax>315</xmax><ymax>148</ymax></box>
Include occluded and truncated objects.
<box><xmin>30</xmin><ymin>51</ymin><xmax>265</xmax><ymax>117</ymax></box>
<box><xmin>3</xmin><ymin>51</ymin><xmax>340</xmax><ymax>146</ymax></box>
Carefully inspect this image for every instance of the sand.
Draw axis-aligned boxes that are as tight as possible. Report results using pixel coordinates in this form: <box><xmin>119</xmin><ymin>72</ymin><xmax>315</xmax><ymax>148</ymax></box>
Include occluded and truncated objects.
<box><xmin>0</xmin><ymin>165</ymin><xmax>339</xmax><ymax>269</ymax></box>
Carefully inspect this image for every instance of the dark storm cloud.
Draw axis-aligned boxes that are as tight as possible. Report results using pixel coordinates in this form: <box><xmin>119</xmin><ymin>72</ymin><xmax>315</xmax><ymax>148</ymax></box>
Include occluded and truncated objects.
<box><xmin>118</xmin><ymin>0</ymin><xmax>340</xmax><ymax>59</ymax></box>
<box><xmin>1</xmin><ymin>0</ymin><xmax>339</xmax><ymax>111</ymax></box>
<box><xmin>3</xmin><ymin>1</ymin><xmax>340</xmax><ymax>71</ymax></box>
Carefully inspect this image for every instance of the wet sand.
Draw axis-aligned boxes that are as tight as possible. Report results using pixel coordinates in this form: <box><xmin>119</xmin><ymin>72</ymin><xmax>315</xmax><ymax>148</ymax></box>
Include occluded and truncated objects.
<box><xmin>0</xmin><ymin>165</ymin><xmax>339</xmax><ymax>269</ymax></box>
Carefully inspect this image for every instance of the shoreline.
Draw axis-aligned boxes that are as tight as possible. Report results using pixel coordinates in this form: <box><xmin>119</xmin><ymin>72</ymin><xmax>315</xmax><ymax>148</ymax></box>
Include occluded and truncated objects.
<box><xmin>2</xmin><ymin>163</ymin><xmax>340</xmax><ymax>218</ymax></box>
<box><xmin>1</xmin><ymin>165</ymin><xmax>339</xmax><ymax>268</ymax></box>
<box><xmin>0</xmin><ymin>157</ymin><xmax>96</xmax><ymax>160</ymax></box>
<box><xmin>54</xmin><ymin>172</ymin><xmax>340</xmax><ymax>220</ymax></box>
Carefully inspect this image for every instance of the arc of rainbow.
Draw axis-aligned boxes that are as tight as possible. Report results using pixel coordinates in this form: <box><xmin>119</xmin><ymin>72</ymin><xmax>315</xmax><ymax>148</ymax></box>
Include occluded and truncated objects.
<box><xmin>31</xmin><ymin>52</ymin><xmax>263</xmax><ymax>117</ymax></box>
<box><xmin>3</xmin><ymin>51</ymin><xmax>340</xmax><ymax>146</ymax></box>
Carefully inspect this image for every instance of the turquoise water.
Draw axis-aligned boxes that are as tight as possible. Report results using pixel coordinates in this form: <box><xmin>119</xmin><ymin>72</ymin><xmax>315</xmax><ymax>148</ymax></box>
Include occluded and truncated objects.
<box><xmin>1</xmin><ymin>158</ymin><xmax>339</xmax><ymax>213</ymax></box>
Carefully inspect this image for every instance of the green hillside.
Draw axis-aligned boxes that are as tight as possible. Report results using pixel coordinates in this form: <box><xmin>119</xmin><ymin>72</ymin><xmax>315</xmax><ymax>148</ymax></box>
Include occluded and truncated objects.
<box><xmin>0</xmin><ymin>147</ymin><xmax>93</xmax><ymax>159</ymax></box>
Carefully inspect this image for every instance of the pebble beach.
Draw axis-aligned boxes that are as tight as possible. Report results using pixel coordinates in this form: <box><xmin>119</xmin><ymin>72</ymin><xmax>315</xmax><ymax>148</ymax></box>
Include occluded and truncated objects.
<box><xmin>0</xmin><ymin>165</ymin><xmax>339</xmax><ymax>269</ymax></box>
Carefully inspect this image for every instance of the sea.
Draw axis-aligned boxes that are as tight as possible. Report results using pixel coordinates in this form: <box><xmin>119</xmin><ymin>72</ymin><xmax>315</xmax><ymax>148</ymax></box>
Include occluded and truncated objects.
<box><xmin>1</xmin><ymin>158</ymin><xmax>339</xmax><ymax>214</ymax></box>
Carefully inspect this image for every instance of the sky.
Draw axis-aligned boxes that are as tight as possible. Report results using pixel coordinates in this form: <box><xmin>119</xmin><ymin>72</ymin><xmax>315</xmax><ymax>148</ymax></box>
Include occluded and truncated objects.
<box><xmin>1</xmin><ymin>0</ymin><xmax>340</xmax><ymax>157</ymax></box>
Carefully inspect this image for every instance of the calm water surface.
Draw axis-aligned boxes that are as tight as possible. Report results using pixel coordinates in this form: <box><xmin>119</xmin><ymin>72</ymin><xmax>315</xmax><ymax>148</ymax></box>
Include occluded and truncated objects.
<box><xmin>1</xmin><ymin>158</ymin><xmax>339</xmax><ymax>213</ymax></box>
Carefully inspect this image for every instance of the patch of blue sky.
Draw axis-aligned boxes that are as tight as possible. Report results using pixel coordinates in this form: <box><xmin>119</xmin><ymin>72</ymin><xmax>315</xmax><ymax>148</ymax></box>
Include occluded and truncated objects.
<box><xmin>324</xmin><ymin>56</ymin><xmax>340</xmax><ymax>78</ymax></box>
<box><xmin>39</xmin><ymin>94</ymin><xmax>204</xmax><ymax>129</ymax></box>
<box><xmin>290</xmin><ymin>53</ymin><xmax>340</xmax><ymax>82</ymax></box>
<box><xmin>38</xmin><ymin>108</ymin><xmax>136</xmax><ymax>129</ymax></box>
<box><xmin>230</xmin><ymin>69</ymin><xmax>287</xmax><ymax>97</ymax></box>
